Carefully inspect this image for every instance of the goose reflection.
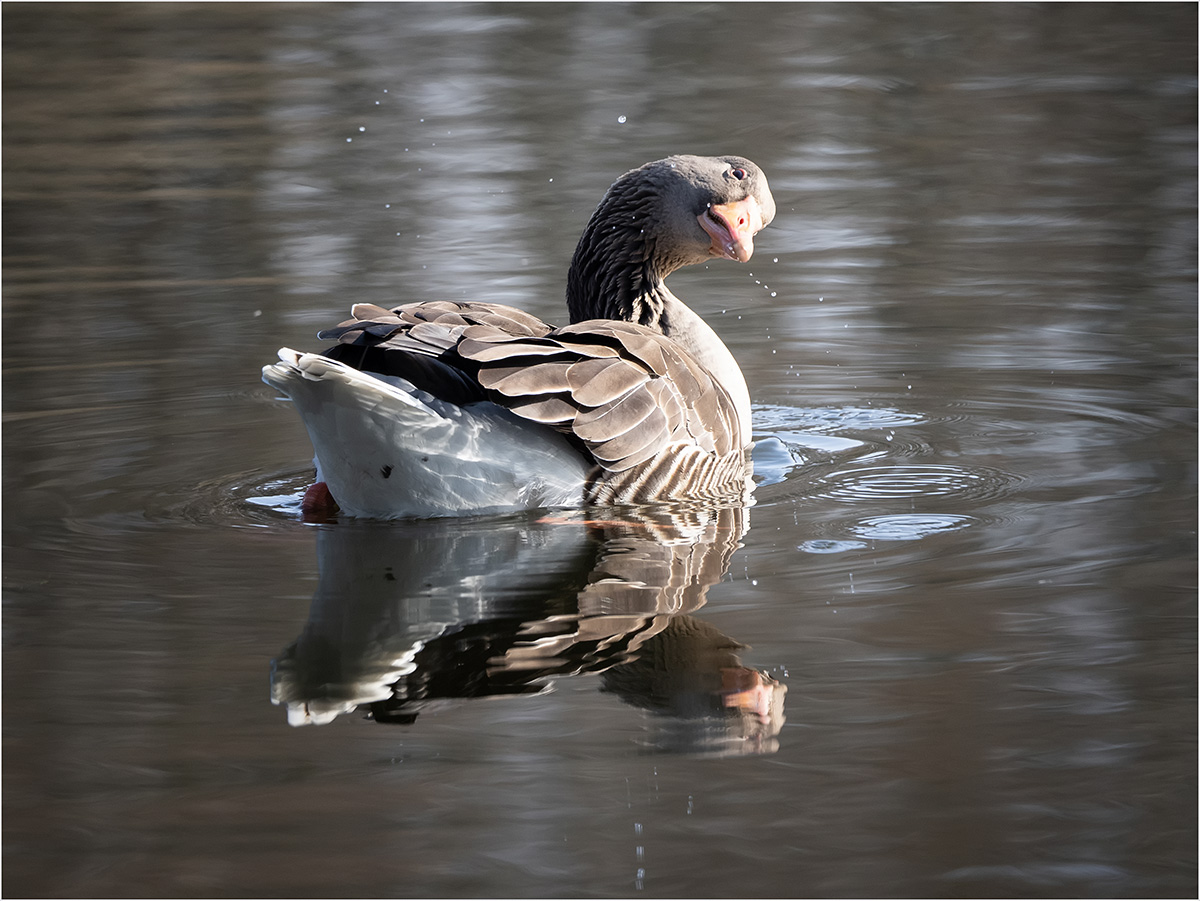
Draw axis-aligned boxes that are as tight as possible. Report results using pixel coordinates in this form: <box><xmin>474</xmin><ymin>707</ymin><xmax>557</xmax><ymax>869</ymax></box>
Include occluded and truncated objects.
<box><xmin>271</xmin><ymin>503</ymin><xmax>786</xmax><ymax>755</ymax></box>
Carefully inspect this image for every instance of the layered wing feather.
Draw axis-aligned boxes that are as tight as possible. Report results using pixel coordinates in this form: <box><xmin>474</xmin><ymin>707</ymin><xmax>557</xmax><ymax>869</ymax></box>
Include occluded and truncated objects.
<box><xmin>316</xmin><ymin>301</ymin><xmax>748</xmax><ymax>504</ymax></box>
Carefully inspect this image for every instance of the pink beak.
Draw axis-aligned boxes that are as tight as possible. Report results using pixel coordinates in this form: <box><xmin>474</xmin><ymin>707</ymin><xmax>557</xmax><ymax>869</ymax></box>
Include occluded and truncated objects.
<box><xmin>698</xmin><ymin>195</ymin><xmax>764</xmax><ymax>262</ymax></box>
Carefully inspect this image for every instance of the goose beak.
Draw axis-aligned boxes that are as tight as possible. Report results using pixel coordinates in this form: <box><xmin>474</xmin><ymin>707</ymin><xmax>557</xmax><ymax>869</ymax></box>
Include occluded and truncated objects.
<box><xmin>698</xmin><ymin>196</ymin><xmax>764</xmax><ymax>262</ymax></box>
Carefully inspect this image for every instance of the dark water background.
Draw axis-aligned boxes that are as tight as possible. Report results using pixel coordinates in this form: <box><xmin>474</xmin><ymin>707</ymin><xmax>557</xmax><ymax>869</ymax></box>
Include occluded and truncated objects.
<box><xmin>3</xmin><ymin>3</ymin><xmax>1196</xmax><ymax>897</ymax></box>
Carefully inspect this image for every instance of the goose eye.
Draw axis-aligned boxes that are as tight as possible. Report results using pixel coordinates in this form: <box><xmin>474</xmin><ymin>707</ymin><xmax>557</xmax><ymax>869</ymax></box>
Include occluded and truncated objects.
<box><xmin>729</xmin><ymin>167</ymin><xmax>747</xmax><ymax>180</ymax></box>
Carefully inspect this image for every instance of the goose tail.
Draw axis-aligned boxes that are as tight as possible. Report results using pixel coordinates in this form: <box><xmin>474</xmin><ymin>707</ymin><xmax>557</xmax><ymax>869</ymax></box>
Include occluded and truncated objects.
<box><xmin>262</xmin><ymin>349</ymin><xmax>589</xmax><ymax>518</ymax></box>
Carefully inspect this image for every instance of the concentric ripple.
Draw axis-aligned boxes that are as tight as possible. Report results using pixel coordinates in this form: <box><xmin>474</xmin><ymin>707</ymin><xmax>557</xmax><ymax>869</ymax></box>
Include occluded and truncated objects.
<box><xmin>848</xmin><ymin>514</ymin><xmax>976</xmax><ymax>541</ymax></box>
<box><xmin>811</xmin><ymin>463</ymin><xmax>1020</xmax><ymax>503</ymax></box>
<box><xmin>796</xmin><ymin>538</ymin><xmax>871</xmax><ymax>554</ymax></box>
<box><xmin>165</xmin><ymin>468</ymin><xmax>313</xmax><ymax>526</ymax></box>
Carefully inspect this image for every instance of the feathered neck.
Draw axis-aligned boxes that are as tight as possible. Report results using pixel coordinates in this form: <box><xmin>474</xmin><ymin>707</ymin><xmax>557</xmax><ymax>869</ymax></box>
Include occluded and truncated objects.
<box><xmin>565</xmin><ymin>174</ymin><xmax>694</xmax><ymax>330</ymax></box>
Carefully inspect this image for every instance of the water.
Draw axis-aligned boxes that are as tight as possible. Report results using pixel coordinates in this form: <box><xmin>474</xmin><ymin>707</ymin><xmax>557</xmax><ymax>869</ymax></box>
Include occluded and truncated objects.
<box><xmin>4</xmin><ymin>4</ymin><xmax>1195</xmax><ymax>897</ymax></box>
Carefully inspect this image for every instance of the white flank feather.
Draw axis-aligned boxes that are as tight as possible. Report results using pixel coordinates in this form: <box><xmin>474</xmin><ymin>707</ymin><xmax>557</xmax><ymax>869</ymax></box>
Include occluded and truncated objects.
<box><xmin>262</xmin><ymin>349</ymin><xmax>589</xmax><ymax>518</ymax></box>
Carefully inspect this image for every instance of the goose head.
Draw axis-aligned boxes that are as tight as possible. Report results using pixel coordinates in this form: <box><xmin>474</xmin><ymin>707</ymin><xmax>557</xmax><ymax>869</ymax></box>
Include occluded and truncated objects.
<box><xmin>566</xmin><ymin>155</ymin><xmax>775</xmax><ymax>325</ymax></box>
<box><xmin>649</xmin><ymin>154</ymin><xmax>776</xmax><ymax>266</ymax></box>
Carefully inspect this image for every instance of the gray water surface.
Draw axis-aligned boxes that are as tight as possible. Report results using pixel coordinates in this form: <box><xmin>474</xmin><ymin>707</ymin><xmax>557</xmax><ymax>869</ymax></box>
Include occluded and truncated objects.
<box><xmin>3</xmin><ymin>4</ymin><xmax>1196</xmax><ymax>898</ymax></box>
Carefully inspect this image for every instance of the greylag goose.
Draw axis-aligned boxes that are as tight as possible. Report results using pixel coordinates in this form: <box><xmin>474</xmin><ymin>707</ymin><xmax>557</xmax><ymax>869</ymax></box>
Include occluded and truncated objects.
<box><xmin>262</xmin><ymin>154</ymin><xmax>775</xmax><ymax>518</ymax></box>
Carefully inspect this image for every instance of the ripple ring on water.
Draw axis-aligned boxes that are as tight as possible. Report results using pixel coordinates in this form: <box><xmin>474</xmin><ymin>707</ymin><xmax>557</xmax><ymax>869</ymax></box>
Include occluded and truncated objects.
<box><xmin>812</xmin><ymin>463</ymin><xmax>1020</xmax><ymax>503</ymax></box>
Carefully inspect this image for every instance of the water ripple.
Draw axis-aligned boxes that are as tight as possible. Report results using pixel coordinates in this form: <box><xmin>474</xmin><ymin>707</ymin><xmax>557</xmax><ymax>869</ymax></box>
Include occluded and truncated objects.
<box><xmin>172</xmin><ymin>468</ymin><xmax>313</xmax><ymax>526</ymax></box>
<box><xmin>848</xmin><ymin>513</ymin><xmax>976</xmax><ymax>541</ymax></box>
<box><xmin>810</xmin><ymin>463</ymin><xmax>1021</xmax><ymax>503</ymax></box>
<box><xmin>755</xmin><ymin>403</ymin><xmax>926</xmax><ymax>434</ymax></box>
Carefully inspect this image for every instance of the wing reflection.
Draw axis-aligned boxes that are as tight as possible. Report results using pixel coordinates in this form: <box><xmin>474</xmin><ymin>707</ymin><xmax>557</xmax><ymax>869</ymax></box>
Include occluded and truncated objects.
<box><xmin>271</xmin><ymin>504</ymin><xmax>786</xmax><ymax>755</ymax></box>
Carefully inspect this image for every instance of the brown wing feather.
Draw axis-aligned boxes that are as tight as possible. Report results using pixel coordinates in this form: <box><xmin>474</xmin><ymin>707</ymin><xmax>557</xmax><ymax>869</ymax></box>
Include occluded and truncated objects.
<box><xmin>558</xmin><ymin>320</ymin><xmax>670</xmax><ymax>374</ymax></box>
<box><xmin>315</xmin><ymin>300</ymin><xmax>742</xmax><ymax>494</ymax></box>
<box><xmin>457</xmin><ymin>336</ymin><xmax>573</xmax><ymax>361</ymax></box>
<box><xmin>573</xmin><ymin>387</ymin><xmax>659</xmax><ymax>443</ymax></box>
<box><xmin>506</xmin><ymin>395</ymin><xmax>578</xmax><ymax>425</ymax></box>
<box><xmin>478</xmin><ymin>361</ymin><xmax>575</xmax><ymax>397</ymax></box>
<box><xmin>566</xmin><ymin>358</ymin><xmax>650</xmax><ymax>407</ymax></box>
<box><xmin>590</xmin><ymin>407</ymin><xmax>670</xmax><ymax>466</ymax></box>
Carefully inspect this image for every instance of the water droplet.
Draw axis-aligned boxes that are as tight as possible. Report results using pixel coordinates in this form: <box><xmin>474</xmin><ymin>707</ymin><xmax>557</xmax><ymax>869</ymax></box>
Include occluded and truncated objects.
<box><xmin>346</xmin><ymin>137</ymin><xmax>352</xmax><ymax>142</ymax></box>
<box><xmin>385</xmin><ymin>204</ymin><xmax>390</xmax><ymax>208</ymax></box>
<box><xmin>773</xmin><ymin>257</ymin><xmax>778</xmax><ymax>262</ymax></box>
<box><xmin>617</xmin><ymin>114</ymin><xmax>627</xmax><ymax>123</ymax></box>
<box><xmin>770</xmin><ymin>292</ymin><xmax>777</xmax><ymax>297</ymax></box>
<box><xmin>358</xmin><ymin>126</ymin><xmax>365</xmax><ymax>132</ymax></box>
<box><xmin>548</xmin><ymin>178</ymin><xmax>553</xmax><ymax>182</ymax></box>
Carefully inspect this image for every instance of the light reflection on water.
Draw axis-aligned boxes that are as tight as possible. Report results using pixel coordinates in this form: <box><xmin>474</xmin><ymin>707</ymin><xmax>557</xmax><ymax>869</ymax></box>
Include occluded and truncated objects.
<box><xmin>4</xmin><ymin>3</ymin><xmax>1195</xmax><ymax>898</ymax></box>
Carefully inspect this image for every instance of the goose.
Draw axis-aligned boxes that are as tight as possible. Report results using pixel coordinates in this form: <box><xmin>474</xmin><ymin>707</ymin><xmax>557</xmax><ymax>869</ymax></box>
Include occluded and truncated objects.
<box><xmin>262</xmin><ymin>154</ymin><xmax>775</xmax><ymax>518</ymax></box>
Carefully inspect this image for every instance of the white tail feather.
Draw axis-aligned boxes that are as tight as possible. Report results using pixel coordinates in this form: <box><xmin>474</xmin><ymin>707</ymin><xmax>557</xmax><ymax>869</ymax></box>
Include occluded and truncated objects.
<box><xmin>263</xmin><ymin>349</ymin><xmax>588</xmax><ymax>518</ymax></box>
